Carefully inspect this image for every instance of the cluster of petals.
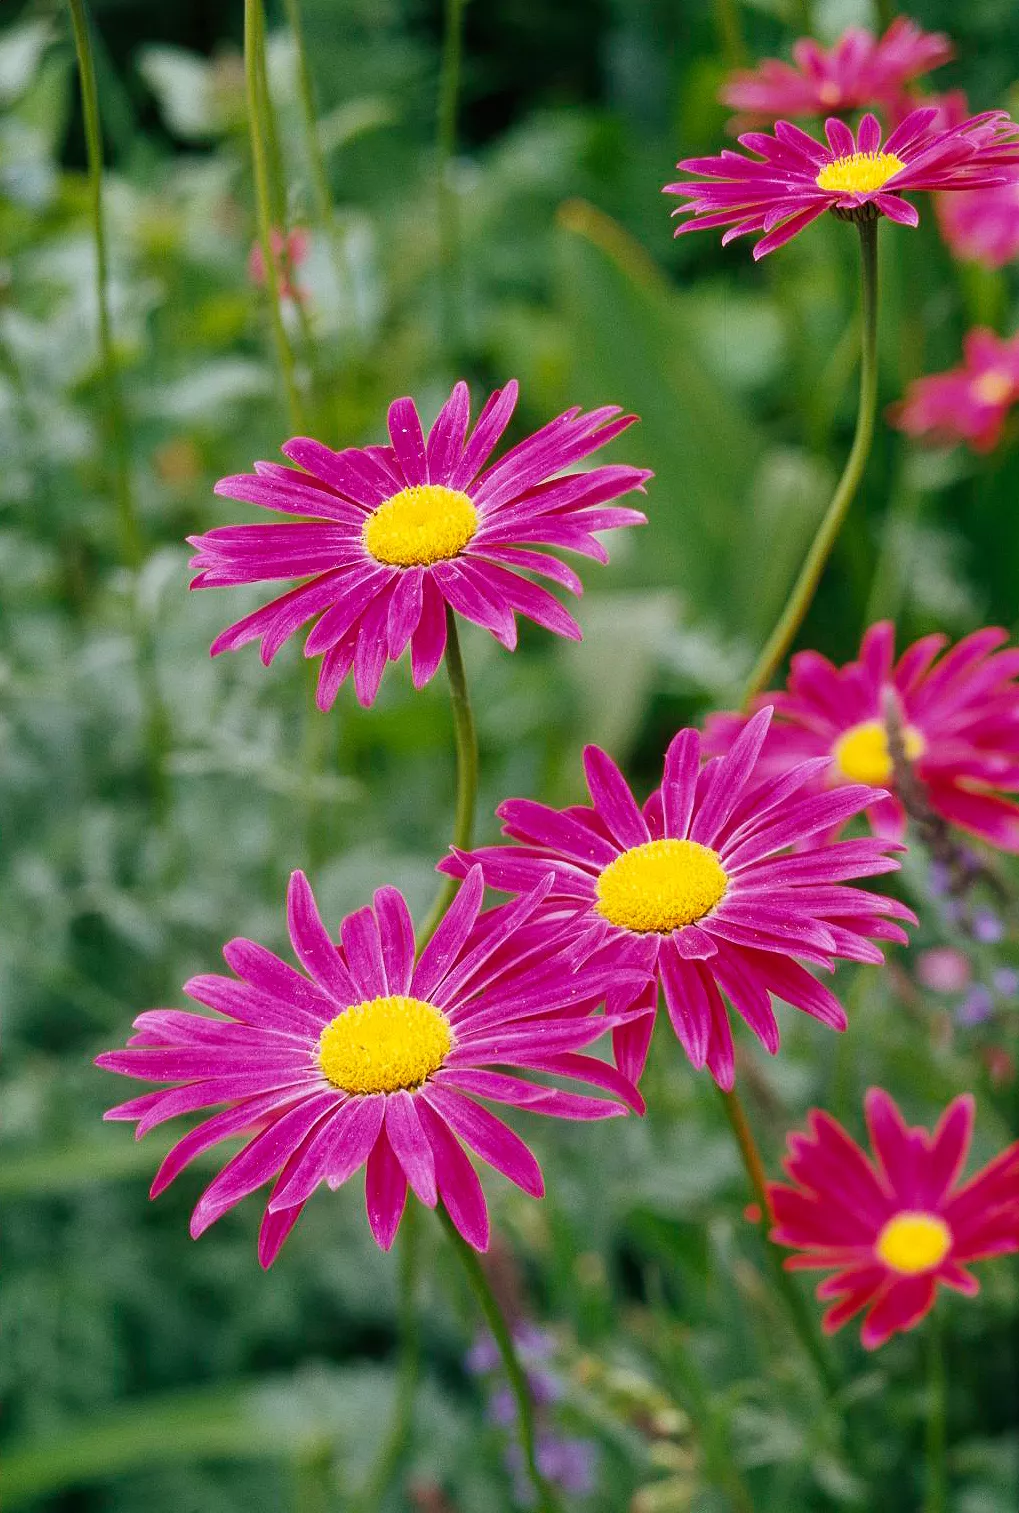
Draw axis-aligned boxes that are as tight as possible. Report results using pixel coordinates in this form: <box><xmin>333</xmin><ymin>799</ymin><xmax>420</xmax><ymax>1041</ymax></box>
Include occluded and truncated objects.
<box><xmin>705</xmin><ymin>622</ymin><xmax>1019</xmax><ymax>852</ymax></box>
<box><xmin>768</xmin><ymin>1088</ymin><xmax>1019</xmax><ymax>1348</ymax></box>
<box><xmin>890</xmin><ymin>328</ymin><xmax>1019</xmax><ymax>452</ymax></box>
<box><xmin>189</xmin><ymin>380</ymin><xmax>649</xmax><ymax>709</ymax></box>
<box><xmin>721</xmin><ymin>17</ymin><xmax>953</xmax><ymax>129</ymax></box>
<box><xmin>665</xmin><ymin>108</ymin><xmax>1019</xmax><ymax>259</ymax></box>
<box><xmin>96</xmin><ymin>868</ymin><xmax>645</xmax><ymax>1264</ymax></box>
<box><xmin>439</xmin><ymin>708</ymin><xmax>914</xmax><ymax>1091</ymax></box>
<box><xmin>920</xmin><ymin>92</ymin><xmax>1019</xmax><ymax>268</ymax></box>
<box><xmin>248</xmin><ymin>226</ymin><xmax>310</xmax><ymax>301</ymax></box>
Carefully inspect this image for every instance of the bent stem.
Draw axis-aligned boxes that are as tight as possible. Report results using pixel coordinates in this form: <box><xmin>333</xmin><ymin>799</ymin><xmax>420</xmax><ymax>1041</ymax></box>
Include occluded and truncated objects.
<box><xmin>356</xmin><ymin>1198</ymin><xmax>420</xmax><ymax>1511</ymax></box>
<box><xmin>437</xmin><ymin>1205</ymin><xmax>558</xmax><ymax>1513</ymax></box>
<box><xmin>718</xmin><ymin>1086</ymin><xmax>839</xmax><ymax>1400</ymax></box>
<box><xmin>924</xmin><ymin>1310</ymin><xmax>947</xmax><ymax>1513</ymax></box>
<box><xmin>742</xmin><ymin>215</ymin><xmax>880</xmax><ymax>708</ymax></box>
<box><xmin>417</xmin><ymin>609</ymin><xmax>479</xmax><ymax>950</ymax></box>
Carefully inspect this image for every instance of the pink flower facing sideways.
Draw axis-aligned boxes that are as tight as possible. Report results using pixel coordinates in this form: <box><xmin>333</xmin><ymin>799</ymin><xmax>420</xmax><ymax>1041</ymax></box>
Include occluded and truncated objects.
<box><xmin>190</xmin><ymin>380</ymin><xmax>650</xmax><ymax>708</ymax></box>
<box><xmin>769</xmin><ymin>1088</ymin><xmax>1019</xmax><ymax>1349</ymax></box>
<box><xmin>439</xmin><ymin>709</ymin><xmax>914</xmax><ymax>1091</ymax></box>
<box><xmin>926</xmin><ymin>93</ymin><xmax>1019</xmax><ymax>269</ymax></box>
<box><xmin>705</xmin><ymin>621</ymin><xmax>1019</xmax><ymax>851</ymax></box>
<box><xmin>721</xmin><ymin>17</ymin><xmax>953</xmax><ymax>127</ymax></box>
<box><xmin>96</xmin><ymin>868</ymin><xmax>645</xmax><ymax>1265</ymax></box>
<box><xmin>891</xmin><ymin>328</ymin><xmax>1019</xmax><ymax>452</ymax></box>
<box><xmin>665</xmin><ymin>108</ymin><xmax>1019</xmax><ymax>259</ymax></box>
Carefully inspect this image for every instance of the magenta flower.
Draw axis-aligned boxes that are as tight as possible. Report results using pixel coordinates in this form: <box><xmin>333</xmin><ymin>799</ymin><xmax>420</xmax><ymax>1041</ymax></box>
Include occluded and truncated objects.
<box><xmin>705</xmin><ymin>621</ymin><xmax>1019</xmax><ymax>851</ymax></box>
<box><xmin>768</xmin><ymin>1089</ymin><xmax>1019</xmax><ymax>1349</ymax></box>
<box><xmin>721</xmin><ymin>17</ymin><xmax>952</xmax><ymax>127</ymax></box>
<box><xmin>890</xmin><ymin>328</ymin><xmax>1019</xmax><ymax>452</ymax></box>
<box><xmin>96</xmin><ymin>868</ymin><xmax>644</xmax><ymax>1265</ymax></box>
<box><xmin>190</xmin><ymin>381</ymin><xmax>650</xmax><ymax>708</ymax></box>
<box><xmin>438</xmin><ymin>709</ymin><xmax>913</xmax><ymax>1090</ymax></box>
<box><xmin>938</xmin><ymin>178</ymin><xmax>1019</xmax><ymax>267</ymax></box>
<box><xmin>665</xmin><ymin>108</ymin><xmax>1019</xmax><ymax>260</ymax></box>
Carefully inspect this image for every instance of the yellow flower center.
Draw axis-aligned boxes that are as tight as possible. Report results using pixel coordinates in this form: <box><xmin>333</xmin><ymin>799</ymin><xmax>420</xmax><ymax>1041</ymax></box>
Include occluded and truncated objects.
<box><xmin>317</xmin><ymin>994</ymin><xmax>453</xmax><ymax>1095</ymax></box>
<box><xmin>363</xmin><ymin>485</ymin><xmax>478</xmax><ymax>567</ymax></box>
<box><xmin>832</xmin><ymin>719</ymin><xmax>925</xmax><ymax>786</ymax></box>
<box><xmin>816</xmin><ymin>151</ymin><xmax>905</xmax><ymax>195</ymax></box>
<box><xmin>971</xmin><ymin>369</ymin><xmax>1014</xmax><ymax>406</ymax></box>
<box><xmin>818</xmin><ymin>82</ymin><xmax>842</xmax><ymax>108</ymax></box>
<box><xmin>595</xmin><ymin>838</ymin><xmax>728</xmax><ymax>934</ymax></box>
<box><xmin>875</xmin><ymin>1211</ymin><xmax>952</xmax><ymax>1275</ymax></box>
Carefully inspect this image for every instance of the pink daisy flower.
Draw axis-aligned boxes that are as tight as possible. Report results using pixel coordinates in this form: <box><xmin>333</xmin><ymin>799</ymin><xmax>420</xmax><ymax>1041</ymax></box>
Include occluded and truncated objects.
<box><xmin>768</xmin><ymin>1088</ymin><xmax>1019</xmax><ymax>1349</ymax></box>
<box><xmin>890</xmin><ymin>328</ymin><xmax>1019</xmax><ymax>452</ymax></box>
<box><xmin>95</xmin><ymin>867</ymin><xmax>645</xmax><ymax>1265</ymax></box>
<box><xmin>189</xmin><ymin>381</ymin><xmax>650</xmax><ymax>709</ymax></box>
<box><xmin>438</xmin><ymin>708</ymin><xmax>914</xmax><ymax>1091</ymax></box>
<box><xmin>665</xmin><ymin>108</ymin><xmax>1019</xmax><ymax>260</ymax></box>
<box><xmin>721</xmin><ymin>17</ymin><xmax>952</xmax><ymax>127</ymax></box>
<box><xmin>924</xmin><ymin>92</ymin><xmax>1019</xmax><ymax>269</ymax></box>
<box><xmin>248</xmin><ymin>226</ymin><xmax>310</xmax><ymax>302</ymax></box>
<box><xmin>704</xmin><ymin>621</ymin><xmax>1019</xmax><ymax>851</ymax></box>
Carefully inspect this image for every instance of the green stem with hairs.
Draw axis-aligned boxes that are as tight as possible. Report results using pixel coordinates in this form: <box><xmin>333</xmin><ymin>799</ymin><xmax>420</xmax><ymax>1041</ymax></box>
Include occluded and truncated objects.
<box><xmin>437</xmin><ymin>1206</ymin><xmax>558</xmax><ymax>1512</ymax></box>
<box><xmin>244</xmin><ymin>0</ymin><xmax>305</xmax><ymax>432</ymax></box>
<box><xmin>742</xmin><ymin>215</ymin><xmax>880</xmax><ymax>707</ymax></box>
<box><xmin>355</xmin><ymin>1198</ymin><xmax>420</xmax><ymax>1511</ymax></box>
<box><xmin>417</xmin><ymin>609</ymin><xmax>479</xmax><ymax>951</ymax></box>
<box><xmin>436</xmin><ymin>0</ymin><xmax>468</xmax><ymax>356</ymax></box>
<box><xmin>718</xmin><ymin>1086</ymin><xmax>839</xmax><ymax>1400</ymax></box>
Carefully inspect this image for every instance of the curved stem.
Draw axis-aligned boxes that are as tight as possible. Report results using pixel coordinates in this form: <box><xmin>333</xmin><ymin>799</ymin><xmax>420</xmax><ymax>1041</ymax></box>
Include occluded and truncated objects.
<box><xmin>244</xmin><ymin>0</ymin><xmax>305</xmax><ymax>433</ymax></box>
<box><xmin>742</xmin><ymin>215</ymin><xmax>880</xmax><ymax>708</ymax></box>
<box><xmin>924</xmin><ymin>1310</ymin><xmax>947</xmax><ymax>1513</ymax></box>
<box><xmin>718</xmin><ymin>1087</ymin><xmax>839</xmax><ymax>1400</ymax></box>
<box><xmin>417</xmin><ymin>609</ymin><xmax>479</xmax><ymax>951</ymax></box>
<box><xmin>283</xmin><ymin>0</ymin><xmax>335</xmax><ymax>231</ymax></box>
<box><xmin>437</xmin><ymin>1206</ymin><xmax>558</xmax><ymax>1513</ymax></box>
<box><xmin>436</xmin><ymin>0</ymin><xmax>467</xmax><ymax>356</ymax></box>
<box><xmin>356</xmin><ymin>1198</ymin><xmax>419</xmax><ymax>1511</ymax></box>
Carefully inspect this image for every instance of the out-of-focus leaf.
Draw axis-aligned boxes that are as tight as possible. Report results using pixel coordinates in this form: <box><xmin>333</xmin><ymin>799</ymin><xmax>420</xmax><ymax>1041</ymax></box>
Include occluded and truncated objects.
<box><xmin>0</xmin><ymin>21</ymin><xmax>51</xmax><ymax>106</ymax></box>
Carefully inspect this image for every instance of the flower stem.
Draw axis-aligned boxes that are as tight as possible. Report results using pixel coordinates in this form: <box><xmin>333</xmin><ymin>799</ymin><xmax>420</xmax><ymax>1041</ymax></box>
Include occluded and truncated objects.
<box><xmin>742</xmin><ymin>215</ymin><xmax>880</xmax><ymax>708</ymax></box>
<box><xmin>436</xmin><ymin>0</ymin><xmax>468</xmax><ymax>357</ymax></box>
<box><xmin>718</xmin><ymin>1086</ymin><xmax>839</xmax><ymax>1400</ymax></box>
<box><xmin>417</xmin><ymin>608</ymin><xmax>479</xmax><ymax>951</ymax></box>
<box><xmin>244</xmin><ymin>0</ymin><xmax>305</xmax><ymax>433</ymax></box>
<box><xmin>283</xmin><ymin>0</ymin><xmax>335</xmax><ymax>231</ymax></box>
<box><xmin>712</xmin><ymin>0</ymin><xmax>747</xmax><ymax>69</ymax></box>
<box><xmin>437</xmin><ymin>1205</ymin><xmax>558</xmax><ymax>1512</ymax></box>
<box><xmin>356</xmin><ymin>1197</ymin><xmax>420</xmax><ymax>1511</ymax></box>
<box><xmin>924</xmin><ymin>1310</ymin><xmax>947</xmax><ymax>1513</ymax></box>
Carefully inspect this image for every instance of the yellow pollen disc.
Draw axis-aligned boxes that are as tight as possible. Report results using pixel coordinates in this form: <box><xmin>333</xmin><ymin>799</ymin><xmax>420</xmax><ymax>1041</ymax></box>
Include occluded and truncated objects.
<box><xmin>363</xmin><ymin>484</ymin><xmax>478</xmax><ymax>568</ymax></box>
<box><xmin>317</xmin><ymin>994</ymin><xmax>452</xmax><ymax>1094</ymax></box>
<box><xmin>875</xmin><ymin>1211</ymin><xmax>952</xmax><ymax>1275</ymax></box>
<box><xmin>972</xmin><ymin>370</ymin><xmax>1014</xmax><ymax>406</ymax></box>
<box><xmin>832</xmin><ymin>719</ymin><xmax>925</xmax><ymax>786</ymax></box>
<box><xmin>595</xmin><ymin>838</ymin><xmax>728</xmax><ymax>934</ymax></box>
<box><xmin>816</xmin><ymin>151</ymin><xmax>906</xmax><ymax>195</ymax></box>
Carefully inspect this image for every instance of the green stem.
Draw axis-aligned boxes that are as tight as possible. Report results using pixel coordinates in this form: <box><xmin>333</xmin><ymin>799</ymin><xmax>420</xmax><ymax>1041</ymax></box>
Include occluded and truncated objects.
<box><xmin>712</xmin><ymin>0</ymin><xmax>747</xmax><ymax>68</ymax></box>
<box><xmin>437</xmin><ymin>1206</ymin><xmax>558</xmax><ymax>1513</ymax></box>
<box><xmin>417</xmin><ymin>609</ymin><xmax>479</xmax><ymax>951</ymax></box>
<box><xmin>244</xmin><ymin>0</ymin><xmax>305</xmax><ymax>432</ymax></box>
<box><xmin>356</xmin><ymin>1199</ymin><xmax>419</xmax><ymax>1511</ymax></box>
<box><xmin>742</xmin><ymin>215</ymin><xmax>880</xmax><ymax>708</ymax></box>
<box><xmin>924</xmin><ymin>1310</ymin><xmax>947</xmax><ymax>1513</ymax></box>
<box><xmin>283</xmin><ymin>0</ymin><xmax>335</xmax><ymax>230</ymax></box>
<box><xmin>436</xmin><ymin>0</ymin><xmax>467</xmax><ymax>356</ymax></box>
<box><xmin>718</xmin><ymin>1087</ymin><xmax>839</xmax><ymax>1400</ymax></box>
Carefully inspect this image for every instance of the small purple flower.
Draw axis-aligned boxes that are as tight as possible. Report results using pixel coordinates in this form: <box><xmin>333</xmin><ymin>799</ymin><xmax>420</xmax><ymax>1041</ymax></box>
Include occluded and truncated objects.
<box><xmin>958</xmin><ymin>985</ymin><xmax>994</xmax><ymax>1026</ymax></box>
<box><xmin>973</xmin><ymin>908</ymin><xmax>1005</xmax><ymax>944</ymax></box>
<box><xmin>993</xmin><ymin>968</ymin><xmax>1019</xmax><ymax>998</ymax></box>
<box><xmin>509</xmin><ymin>1434</ymin><xmax>599</xmax><ymax>1502</ymax></box>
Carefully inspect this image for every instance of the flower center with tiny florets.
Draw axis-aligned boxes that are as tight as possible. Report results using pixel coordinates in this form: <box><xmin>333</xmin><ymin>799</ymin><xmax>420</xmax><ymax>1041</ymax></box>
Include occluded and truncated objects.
<box><xmin>595</xmin><ymin>838</ymin><xmax>728</xmax><ymax>934</ymax></box>
<box><xmin>363</xmin><ymin>485</ymin><xmax>478</xmax><ymax>567</ymax></box>
<box><xmin>816</xmin><ymin>151</ymin><xmax>905</xmax><ymax>195</ymax></box>
<box><xmin>833</xmin><ymin>719</ymin><xmax>925</xmax><ymax>786</ymax></box>
<box><xmin>875</xmin><ymin>1211</ymin><xmax>952</xmax><ymax>1274</ymax></box>
<box><xmin>317</xmin><ymin>994</ymin><xmax>453</xmax><ymax>1094</ymax></box>
<box><xmin>972</xmin><ymin>370</ymin><xmax>1014</xmax><ymax>406</ymax></box>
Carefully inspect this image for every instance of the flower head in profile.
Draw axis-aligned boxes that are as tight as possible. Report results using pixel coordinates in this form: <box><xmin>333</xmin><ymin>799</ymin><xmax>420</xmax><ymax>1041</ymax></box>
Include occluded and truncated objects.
<box><xmin>439</xmin><ymin>709</ymin><xmax>913</xmax><ymax>1090</ymax></box>
<box><xmin>721</xmin><ymin>17</ymin><xmax>952</xmax><ymax>128</ymax></box>
<box><xmin>890</xmin><ymin>329</ymin><xmax>1019</xmax><ymax>452</ymax></box>
<box><xmin>190</xmin><ymin>381</ymin><xmax>650</xmax><ymax>708</ymax></box>
<box><xmin>96</xmin><ymin>868</ymin><xmax>644</xmax><ymax>1264</ymax></box>
<box><xmin>705</xmin><ymin>622</ymin><xmax>1019</xmax><ymax>850</ymax></box>
<box><xmin>768</xmin><ymin>1088</ymin><xmax>1019</xmax><ymax>1348</ymax></box>
<box><xmin>665</xmin><ymin>108</ymin><xmax>1019</xmax><ymax>259</ymax></box>
<box><xmin>248</xmin><ymin>226</ymin><xmax>310</xmax><ymax>302</ymax></box>
<box><xmin>925</xmin><ymin>93</ymin><xmax>1019</xmax><ymax>268</ymax></box>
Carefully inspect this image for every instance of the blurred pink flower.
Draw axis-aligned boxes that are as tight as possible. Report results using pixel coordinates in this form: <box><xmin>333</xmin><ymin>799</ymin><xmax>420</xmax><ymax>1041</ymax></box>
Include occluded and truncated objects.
<box><xmin>916</xmin><ymin>947</ymin><xmax>972</xmax><ymax>994</ymax></box>
<box><xmin>248</xmin><ymin>226</ymin><xmax>310</xmax><ymax>301</ymax></box>
<box><xmin>721</xmin><ymin>17</ymin><xmax>952</xmax><ymax>128</ymax></box>
<box><xmin>938</xmin><ymin>179</ymin><xmax>1019</xmax><ymax>266</ymax></box>
<box><xmin>890</xmin><ymin>328</ymin><xmax>1019</xmax><ymax>452</ymax></box>
<box><xmin>769</xmin><ymin>1089</ymin><xmax>1019</xmax><ymax>1348</ymax></box>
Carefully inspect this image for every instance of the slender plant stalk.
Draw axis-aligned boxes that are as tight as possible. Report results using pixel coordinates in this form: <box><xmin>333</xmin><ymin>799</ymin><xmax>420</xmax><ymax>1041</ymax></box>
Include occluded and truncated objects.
<box><xmin>417</xmin><ymin>609</ymin><xmax>480</xmax><ymax>950</ymax></box>
<box><xmin>718</xmin><ymin>1086</ymin><xmax>839</xmax><ymax>1399</ymax></box>
<box><xmin>283</xmin><ymin>0</ymin><xmax>335</xmax><ymax>230</ymax></box>
<box><xmin>742</xmin><ymin>216</ymin><xmax>880</xmax><ymax>707</ymax></box>
<box><xmin>436</xmin><ymin>0</ymin><xmax>468</xmax><ymax>356</ymax></box>
<box><xmin>712</xmin><ymin>0</ymin><xmax>747</xmax><ymax>69</ymax></box>
<box><xmin>244</xmin><ymin>0</ymin><xmax>305</xmax><ymax>432</ymax></box>
<box><xmin>924</xmin><ymin>1310</ymin><xmax>948</xmax><ymax>1513</ymax></box>
<box><xmin>437</xmin><ymin>1205</ymin><xmax>558</xmax><ymax>1512</ymax></box>
<box><xmin>356</xmin><ymin>1198</ymin><xmax>420</xmax><ymax>1511</ymax></box>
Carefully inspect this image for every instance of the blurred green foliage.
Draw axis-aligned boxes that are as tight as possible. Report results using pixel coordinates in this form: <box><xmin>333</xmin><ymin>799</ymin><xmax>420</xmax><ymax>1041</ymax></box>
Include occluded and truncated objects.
<box><xmin>2</xmin><ymin>0</ymin><xmax>1019</xmax><ymax>1508</ymax></box>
